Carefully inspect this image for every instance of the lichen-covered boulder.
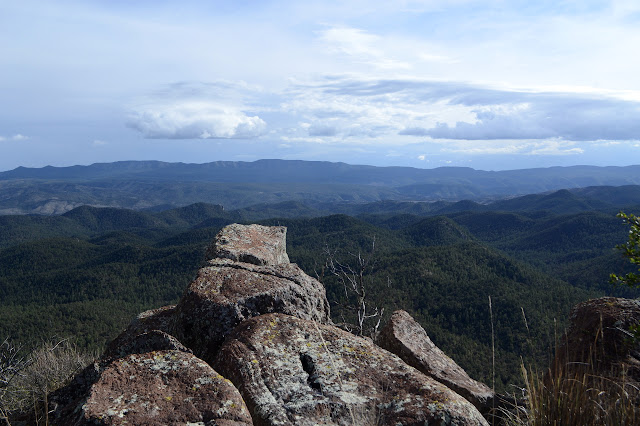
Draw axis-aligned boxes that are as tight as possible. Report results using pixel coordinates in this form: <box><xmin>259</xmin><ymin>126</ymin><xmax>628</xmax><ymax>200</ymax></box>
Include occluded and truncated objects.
<box><xmin>215</xmin><ymin>313</ymin><xmax>488</xmax><ymax>426</ymax></box>
<box><xmin>378</xmin><ymin>310</ymin><xmax>496</xmax><ymax>415</ymax></box>
<box><xmin>54</xmin><ymin>350</ymin><xmax>252</xmax><ymax>425</ymax></box>
<box><xmin>207</xmin><ymin>223</ymin><xmax>290</xmax><ymax>266</ymax></box>
<box><xmin>50</xmin><ymin>307</ymin><xmax>189</xmax><ymax>424</ymax></box>
<box><xmin>171</xmin><ymin>257</ymin><xmax>331</xmax><ymax>363</ymax></box>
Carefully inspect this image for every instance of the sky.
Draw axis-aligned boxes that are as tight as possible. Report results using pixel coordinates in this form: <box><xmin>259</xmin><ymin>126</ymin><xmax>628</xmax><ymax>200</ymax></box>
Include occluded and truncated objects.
<box><xmin>1</xmin><ymin>0</ymin><xmax>640</xmax><ymax>171</ymax></box>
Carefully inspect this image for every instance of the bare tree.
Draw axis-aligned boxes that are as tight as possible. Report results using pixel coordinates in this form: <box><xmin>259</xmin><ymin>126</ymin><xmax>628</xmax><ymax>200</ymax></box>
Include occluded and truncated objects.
<box><xmin>323</xmin><ymin>236</ymin><xmax>386</xmax><ymax>338</ymax></box>
<box><xmin>1</xmin><ymin>337</ymin><xmax>93</xmax><ymax>425</ymax></box>
<box><xmin>1</xmin><ymin>337</ymin><xmax>29</xmax><ymax>424</ymax></box>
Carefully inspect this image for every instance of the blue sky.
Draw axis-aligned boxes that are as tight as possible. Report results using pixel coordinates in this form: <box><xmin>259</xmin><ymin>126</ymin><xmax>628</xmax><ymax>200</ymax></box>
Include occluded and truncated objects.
<box><xmin>1</xmin><ymin>0</ymin><xmax>640</xmax><ymax>171</ymax></box>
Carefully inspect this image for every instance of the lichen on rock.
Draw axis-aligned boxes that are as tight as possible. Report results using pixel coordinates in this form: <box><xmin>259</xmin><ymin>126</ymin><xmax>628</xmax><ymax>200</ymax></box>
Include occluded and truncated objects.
<box><xmin>56</xmin><ymin>350</ymin><xmax>252</xmax><ymax>425</ymax></box>
<box><xmin>378</xmin><ymin>310</ymin><xmax>498</xmax><ymax>415</ymax></box>
<box><xmin>207</xmin><ymin>223</ymin><xmax>290</xmax><ymax>266</ymax></box>
<box><xmin>171</xmin><ymin>224</ymin><xmax>331</xmax><ymax>363</ymax></box>
<box><xmin>215</xmin><ymin>313</ymin><xmax>488</xmax><ymax>425</ymax></box>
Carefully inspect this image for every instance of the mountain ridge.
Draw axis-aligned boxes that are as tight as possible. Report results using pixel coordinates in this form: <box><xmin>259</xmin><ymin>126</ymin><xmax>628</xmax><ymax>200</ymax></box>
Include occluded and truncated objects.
<box><xmin>3</xmin><ymin>159</ymin><xmax>640</xmax><ymax>186</ymax></box>
<box><xmin>1</xmin><ymin>160</ymin><xmax>640</xmax><ymax>214</ymax></box>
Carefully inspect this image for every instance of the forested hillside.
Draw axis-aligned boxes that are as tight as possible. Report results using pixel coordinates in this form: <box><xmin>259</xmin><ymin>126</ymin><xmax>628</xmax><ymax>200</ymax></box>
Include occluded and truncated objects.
<box><xmin>1</xmin><ymin>190</ymin><xmax>638</xmax><ymax>391</ymax></box>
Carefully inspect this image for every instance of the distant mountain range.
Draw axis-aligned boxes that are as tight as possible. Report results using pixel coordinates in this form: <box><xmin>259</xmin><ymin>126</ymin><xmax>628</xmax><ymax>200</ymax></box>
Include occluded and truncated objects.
<box><xmin>1</xmin><ymin>160</ymin><xmax>639</xmax><ymax>214</ymax></box>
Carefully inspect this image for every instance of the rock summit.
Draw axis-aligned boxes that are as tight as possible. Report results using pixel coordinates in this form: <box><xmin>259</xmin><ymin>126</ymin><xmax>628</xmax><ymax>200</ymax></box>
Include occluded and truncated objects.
<box><xmin>51</xmin><ymin>223</ymin><xmax>491</xmax><ymax>425</ymax></box>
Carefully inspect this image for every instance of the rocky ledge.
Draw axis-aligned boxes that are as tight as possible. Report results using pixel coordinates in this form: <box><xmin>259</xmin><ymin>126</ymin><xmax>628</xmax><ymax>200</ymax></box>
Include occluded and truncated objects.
<box><xmin>50</xmin><ymin>223</ymin><xmax>491</xmax><ymax>425</ymax></box>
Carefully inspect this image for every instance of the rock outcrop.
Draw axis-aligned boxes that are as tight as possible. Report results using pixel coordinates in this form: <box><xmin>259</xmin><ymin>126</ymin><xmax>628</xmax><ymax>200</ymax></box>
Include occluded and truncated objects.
<box><xmin>208</xmin><ymin>223</ymin><xmax>290</xmax><ymax>266</ymax></box>
<box><xmin>171</xmin><ymin>225</ymin><xmax>331</xmax><ymax>363</ymax></box>
<box><xmin>216</xmin><ymin>313</ymin><xmax>488</xmax><ymax>425</ymax></box>
<box><xmin>553</xmin><ymin>297</ymin><xmax>640</xmax><ymax>384</ymax></box>
<box><xmin>51</xmin><ymin>223</ymin><xmax>495</xmax><ymax>425</ymax></box>
<box><xmin>378</xmin><ymin>310</ymin><xmax>497</xmax><ymax>415</ymax></box>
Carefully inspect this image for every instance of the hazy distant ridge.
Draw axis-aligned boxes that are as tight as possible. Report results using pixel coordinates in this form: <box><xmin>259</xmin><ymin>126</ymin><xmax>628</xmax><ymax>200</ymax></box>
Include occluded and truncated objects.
<box><xmin>1</xmin><ymin>160</ymin><xmax>639</xmax><ymax>214</ymax></box>
<box><xmin>3</xmin><ymin>160</ymin><xmax>640</xmax><ymax>186</ymax></box>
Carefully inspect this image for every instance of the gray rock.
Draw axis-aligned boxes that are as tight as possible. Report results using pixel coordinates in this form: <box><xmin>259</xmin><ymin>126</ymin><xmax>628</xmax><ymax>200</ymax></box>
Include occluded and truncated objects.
<box><xmin>103</xmin><ymin>330</ymin><xmax>190</xmax><ymax>362</ymax></box>
<box><xmin>208</xmin><ymin>223</ymin><xmax>290</xmax><ymax>266</ymax></box>
<box><xmin>50</xmin><ymin>306</ymin><xmax>192</xmax><ymax>423</ymax></box>
<box><xmin>54</xmin><ymin>350</ymin><xmax>252</xmax><ymax>425</ymax></box>
<box><xmin>171</xmin><ymin>258</ymin><xmax>331</xmax><ymax>363</ymax></box>
<box><xmin>215</xmin><ymin>313</ymin><xmax>488</xmax><ymax>426</ymax></box>
<box><xmin>378</xmin><ymin>310</ymin><xmax>497</xmax><ymax>415</ymax></box>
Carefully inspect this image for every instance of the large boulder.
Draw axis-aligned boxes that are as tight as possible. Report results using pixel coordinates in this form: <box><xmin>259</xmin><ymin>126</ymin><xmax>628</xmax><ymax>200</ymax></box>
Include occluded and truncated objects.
<box><xmin>171</xmin><ymin>224</ymin><xmax>331</xmax><ymax>363</ymax></box>
<box><xmin>215</xmin><ymin>313</ymin><xmax>488</xmax><ymax>426</ymax></box>
<box><xmin>378</xmin><ymin>310</ymin><xmax>497</xmax><ymax>415</ymax></box>
<box><xmin>208</xmin><ymin>224</ymin><xmax>290</xmax><ymax>266</ymax></box>
<box><xmin>50</xmin><ymin>306</ymin><xmax>189</xmax><ymax>423</ymax></box>
<box><xmin>53</xmin><ymin>350</ymin><xmax>252</xmax><ymax>425</ymax></box>
<box><xmin>554</xmin><ymin>297</ymin><xmax>640</xmax><ymax>382</ymax></box>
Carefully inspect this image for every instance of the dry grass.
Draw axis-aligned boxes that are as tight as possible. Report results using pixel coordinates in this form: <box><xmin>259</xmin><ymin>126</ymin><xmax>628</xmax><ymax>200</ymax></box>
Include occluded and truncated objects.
<box><xmin>1</xmin><ymin>338</ymin><xmax>94</xmax><ymax>425</ymax></box>
<box><xmin>504</xmin><ymin>364</ymin><xmax>639</xmax><ymax>426</ymax></box>
<box><xmin>502</xmin><ymin>348</ymin><xmax>640</xmax><ymax>425</ymax></box>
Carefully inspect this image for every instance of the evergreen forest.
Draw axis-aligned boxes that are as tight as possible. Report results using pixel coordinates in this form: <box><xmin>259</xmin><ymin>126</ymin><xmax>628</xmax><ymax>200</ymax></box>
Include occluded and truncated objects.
<box><xmin>1</xmin><ymin>187</ymin><xmax>639</xmax><ymax>392</ymax></box>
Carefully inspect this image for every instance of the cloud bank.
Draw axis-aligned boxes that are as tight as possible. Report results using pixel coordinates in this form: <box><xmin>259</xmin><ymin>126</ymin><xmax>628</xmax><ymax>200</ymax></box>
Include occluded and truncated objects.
<box><xmin>127</xmin><ymin>76</ymin><xmax>640</xmax><ymax>160</ymax></box>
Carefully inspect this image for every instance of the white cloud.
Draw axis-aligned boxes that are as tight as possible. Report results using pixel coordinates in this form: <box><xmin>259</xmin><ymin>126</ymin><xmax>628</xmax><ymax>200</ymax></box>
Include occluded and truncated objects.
<box><xmin>418</xmin><ymin>53</ymin><xmax>459</xmax><ymax>64</ymax></box>
<box><xmin>127</xmin><ymin>82</ymin><xmax>268</xmax><ymax>140</ymax></box>
<box><xmin>93</xmin><ymin>140</ymin><xmax>108</xmax><ymax>146</ymax></box>
<box><xmin>0</xmin><ymin>134</ymin><xmax>29</xmax><ymax>142</ymax></box>
<box><xmin>417</xmin><ymin>154</ymin><xmax>426</xmax><ymax>160</ymax></box>
<box><xmin>308</xmin><ymin>123</ymin><xmax>339</xmax><ymax>137</ymax></box>
<box><xmin>280</xmin><ymin>77</ymin><xmax>476</xmax><ymax>143</ymax></box>
<box><xmin>128</xmin><ymin>102</ymin><xmax>267</xmax><ymax>139</ymax></box>
<box><xmin>527</xmin><ymin>141</ymin><xmax>584</xmax><ymax>156</ymax></box>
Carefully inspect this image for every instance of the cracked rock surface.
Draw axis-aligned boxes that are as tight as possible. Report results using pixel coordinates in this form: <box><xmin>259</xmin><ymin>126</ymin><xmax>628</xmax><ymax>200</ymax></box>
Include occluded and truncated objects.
<box><xmin>171</xmin><ymin>258</ymin><xmax>331</xmax><ymax>363</ymax></box>
<box><xmin>215</xmin><ymin>313</ymin><xmax>488</xmax><ymax>426</ymax></box>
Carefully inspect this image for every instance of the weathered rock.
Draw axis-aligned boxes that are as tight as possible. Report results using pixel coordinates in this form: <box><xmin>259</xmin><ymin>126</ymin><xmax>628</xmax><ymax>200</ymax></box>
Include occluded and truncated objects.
<box><xmin>208</xmin><ymin>224</ymin><xmax>290</xmax><ymax>266</ymax></box>
<box><xmin>54</xmin><ymin>350</ymin><xmax>252</xmax><ymax>426</ymax></box>
<box><xmin>215</xmin><ymin>313</ymin><xmax>488</xmax><ymax>426</ymax></box>
<box><xmin>50</xmin><ymin>306</ymin><xmax>189</xmax><ymax>423</ymax></box>
<box><xmin>554</xmin><ymin>297</ymin><xmax>640</xmax><ymax>382</ymax></box>
<box><xmin>172</xmin><ymin>258</ymin><xmax>331</xmax><ymax>363</ymax></box>
<box><xmin>378</xmin><ymin>310</ymin><xmax>496</xmax><ymax>414</ymax></box>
